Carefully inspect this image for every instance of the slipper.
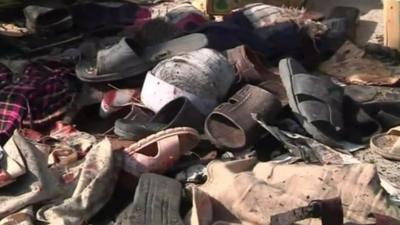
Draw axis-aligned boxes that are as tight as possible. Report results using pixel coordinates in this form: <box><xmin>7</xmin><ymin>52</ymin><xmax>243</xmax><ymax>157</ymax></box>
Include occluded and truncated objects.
<box><xmin>75</xmin><ymin>37</ymin><xmax>153</xmax><ymax>83</ymax></box>
<box><xmin>279</xmin><ymin>57</ymin><xmax>345</xmax><ymax>148</ymax></box>
<box><xmin>114</xmin><ymin>97</ymin><xmax>205</xmax><ymax>140</ymax></box>
<box><xmin>205</xmin><ymin>84</ymin><xmax>281</xmax><ymax>151</ymax></box>
<box><xmin>0</xmin><ymin>23</ymin><xmax>28</xmax><ymax>37</ymax></box>
<box><xmin>370</xmin><ymin>126</ymin><xmax>400</xmax><ymax>161</ymax></box>
<box><xmin>23</xmin><ymin>6</ymin><xmax>73</xmax><ymax>34</ymax></box>
<box><xmin>76</xmin><ymin>33</ymin><xmax>208</xmax><ymax>83</ymax></box>
<box><xmin>115</xmin><ymin>173</ymin><xmax>184</xmax><ymax>225</ymax></box>
<box><xmin>122</xmin><ymin>127</ymin><xmax>200</xmax><ymax>175</ymax></box>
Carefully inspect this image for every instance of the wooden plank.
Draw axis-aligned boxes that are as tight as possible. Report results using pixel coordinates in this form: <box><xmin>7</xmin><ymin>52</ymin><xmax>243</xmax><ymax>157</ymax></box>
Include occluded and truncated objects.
<box><xmin>384</xmin><ymin>0</ymin><xmax>400</xmax><ymax>50</ymax></box>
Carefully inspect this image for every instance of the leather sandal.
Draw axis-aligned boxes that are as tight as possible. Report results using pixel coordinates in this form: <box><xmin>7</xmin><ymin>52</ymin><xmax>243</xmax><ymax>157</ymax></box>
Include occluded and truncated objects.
<box><xmin>205</xmin><ymin>84</ymin><xmax>281</xmax><ymax>151</ymax></box>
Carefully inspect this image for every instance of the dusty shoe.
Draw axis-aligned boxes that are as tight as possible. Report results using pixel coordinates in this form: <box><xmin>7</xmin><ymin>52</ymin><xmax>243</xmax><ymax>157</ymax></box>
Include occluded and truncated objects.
<box><xmin>23</xmin><ymin>5</ymin><xmax>72</xmax><ymax>34</ymax></box>
<box><xmin>122</xmin><ymin>127</ymin><xmax>200</xmax><ymax>176</ymax></box>
<box><xmin>76</xmin><ymin>33</ymin><xmax>208</xmax><ymax>83</ymax></box>
<box><xmin>279</xmin><ymin>57</ymin><xmax>345</xmax><ymax>148</ymax></box>
<box><xmin>226</xmin><ymin>45</ymin><xmax>275</xmax><ymax>84</ymax></box>
<box><xmin>115</xmin><ymin>97</ymin><xmax>205</xmax><ymax>140</ymax></box>
<box><xmin>205</xmin><ymin>84</ymin><xmax>281</xmax><ymax>151</ymax></box>
<box><xmin>115</xmin><ymin>173</ymin><xmax>184</xmax><ymax>225</ymax></box>
<box><xmin>142</xmin><ymin>48</ymin><xmax>235</xmax><ymax>115</ymax></box>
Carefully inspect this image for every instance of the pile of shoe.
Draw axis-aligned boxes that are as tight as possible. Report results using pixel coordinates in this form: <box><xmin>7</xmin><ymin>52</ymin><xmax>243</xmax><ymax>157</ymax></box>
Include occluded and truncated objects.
<box><xmin>0</xmin><ymin>0</ymin><xmax>400</xmax><ymax>224</ymax></box>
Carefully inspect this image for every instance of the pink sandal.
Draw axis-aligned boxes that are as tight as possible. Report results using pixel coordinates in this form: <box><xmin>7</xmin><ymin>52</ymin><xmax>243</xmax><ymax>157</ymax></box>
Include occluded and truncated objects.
<box><xmin>122</xmin><ymin>127</ymin><xmax>200</xmax><ymax>176</ymax></box>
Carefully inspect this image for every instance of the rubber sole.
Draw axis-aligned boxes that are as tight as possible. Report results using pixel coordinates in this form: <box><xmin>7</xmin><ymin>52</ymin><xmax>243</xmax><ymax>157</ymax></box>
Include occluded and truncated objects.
<box><xmin>115</xmin><ymin>173</ymin><xmax>184</xmax><ymax>225</ymax></box>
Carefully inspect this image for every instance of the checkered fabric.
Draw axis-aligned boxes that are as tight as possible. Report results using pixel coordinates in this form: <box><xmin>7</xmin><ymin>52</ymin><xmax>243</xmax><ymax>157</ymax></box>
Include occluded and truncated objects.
<box><xmin>0</xmin><ymin>61</ymin><xmax>77</xmax><ymax>146</ymax></box>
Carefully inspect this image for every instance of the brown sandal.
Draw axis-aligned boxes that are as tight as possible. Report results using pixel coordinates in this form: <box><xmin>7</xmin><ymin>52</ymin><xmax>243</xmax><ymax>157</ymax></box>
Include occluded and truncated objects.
<box><xmin>205</xmin><ymin>84</ymin><xmax>281</xmax><ymax>151</ymax></box>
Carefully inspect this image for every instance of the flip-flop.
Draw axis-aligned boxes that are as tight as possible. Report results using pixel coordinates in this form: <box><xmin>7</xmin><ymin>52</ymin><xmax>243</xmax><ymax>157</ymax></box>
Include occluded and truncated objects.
<box><xmin>279</xmin><ymin>57</ymin><xmax>345</xmax><ymax>148</ymax></box>
<box><xmin>76</xmin><ymin>33</ymin><xmax>208</xmax><ymax>83</ymax></box>
<box><xmin>370</xmin><ymin>126</ymin><xmax>400</xmax><ymax>161</ymax></box>
<box><xmin>122</xmin><ymin>127</ymin><xmax>200</xmax><ymax>176</ymax></box>
<box><xmin>114</xmin><ymin>97</ymin><xmax>205</xmax><ymax>140</ymax></box>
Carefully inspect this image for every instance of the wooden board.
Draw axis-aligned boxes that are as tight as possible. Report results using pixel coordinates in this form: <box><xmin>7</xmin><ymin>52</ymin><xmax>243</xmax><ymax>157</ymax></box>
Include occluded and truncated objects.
<box><xmin>384</xmin><ymin>0</ymin><xmax>400</xmax><ymax>50</ymax></box>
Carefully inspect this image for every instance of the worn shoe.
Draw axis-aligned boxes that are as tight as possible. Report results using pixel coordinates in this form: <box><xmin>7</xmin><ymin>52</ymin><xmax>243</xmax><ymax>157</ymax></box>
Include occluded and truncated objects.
<box><xmin>279</xmin><ymin>57</ymin><xmax>345</xmax><ymax>148</ymax></box>
<box><xmin>115</xmin><ymin>173</ymin><xmax>184</xmax><ymax>225</ymax></box>
<box><xmin>122</xmin><ymin>127</ymin><xmax>200</xmax><ymax>176</ymax></box>
<box><xmin>205</xmin><ymin>84</ymin><xmax>281</xmax><ymax>151</ymax></box>
<box><xmin>115</xmin><ymin>97</ymin><xmax>205</xmax><ymax>140</ymax></box>
<box><xmin>76</xmin><ymin>33</ymin><xmax>208</xmax><ymax>83</ymax></box>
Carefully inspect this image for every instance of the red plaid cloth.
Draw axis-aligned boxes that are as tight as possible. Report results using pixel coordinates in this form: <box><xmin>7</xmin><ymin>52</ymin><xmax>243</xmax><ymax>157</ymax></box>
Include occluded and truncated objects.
<box><xmin>0</xmin><ymin>61</ymin><xmax>77</xmax><ymax>146</ymax></box>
